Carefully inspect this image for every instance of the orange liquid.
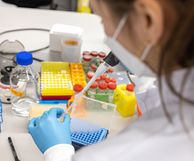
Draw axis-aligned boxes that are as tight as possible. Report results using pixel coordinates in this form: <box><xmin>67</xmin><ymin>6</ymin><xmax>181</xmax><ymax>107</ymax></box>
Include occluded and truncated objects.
<box><xmin>10</xmin><ymin>88</ymin><xmax>25</xmax><ymax>97</ymax></box>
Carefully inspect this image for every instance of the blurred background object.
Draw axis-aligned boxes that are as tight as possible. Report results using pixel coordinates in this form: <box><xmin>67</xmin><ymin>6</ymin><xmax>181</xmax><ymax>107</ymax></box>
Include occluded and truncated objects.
<box><xmin>0</xmin><ymin>0</ymin><xmax>91</xmax><ymax>12</ymax></box>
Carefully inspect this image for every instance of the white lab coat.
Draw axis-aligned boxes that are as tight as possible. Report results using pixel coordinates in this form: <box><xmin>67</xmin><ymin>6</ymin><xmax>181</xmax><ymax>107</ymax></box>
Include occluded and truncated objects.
<box><xmin>44</xmin><ymin>68</ymin><xmax>194</xmax><ymax>161</ymax></box>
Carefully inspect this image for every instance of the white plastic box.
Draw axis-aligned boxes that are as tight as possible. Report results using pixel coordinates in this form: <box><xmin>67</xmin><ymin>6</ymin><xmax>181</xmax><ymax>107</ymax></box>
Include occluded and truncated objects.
<box><xmin>50</xmin><ymin>24</ymin><xmax>83</xmax><ymax>62</ymax></box>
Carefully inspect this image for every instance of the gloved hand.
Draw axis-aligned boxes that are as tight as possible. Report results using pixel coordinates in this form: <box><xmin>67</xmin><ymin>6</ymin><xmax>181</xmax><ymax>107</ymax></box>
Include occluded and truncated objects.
<box><xmin>28</xmin><ymin>108</ymin><xmax>71</xmax><ymax>153</ymax></box>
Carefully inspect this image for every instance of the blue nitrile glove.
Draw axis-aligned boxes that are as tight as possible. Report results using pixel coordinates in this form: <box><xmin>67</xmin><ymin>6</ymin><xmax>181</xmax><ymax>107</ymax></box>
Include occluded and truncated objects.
<box><xmin>28</xmin><ymin>108</ymin><xmax>71</xmax><ymax>153</ymax></box>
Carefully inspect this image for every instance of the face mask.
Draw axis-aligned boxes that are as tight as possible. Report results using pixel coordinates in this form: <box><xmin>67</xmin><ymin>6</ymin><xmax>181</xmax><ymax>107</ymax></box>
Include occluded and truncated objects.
<box><xmin>105</xmin><ymin>15</ymin><xmax>157</xmax><ymax>94</ymax></box>
<box><xmin>105</xmin><ymin>15</ymin><xmax>156</xmax><ymax>78</ymax></box>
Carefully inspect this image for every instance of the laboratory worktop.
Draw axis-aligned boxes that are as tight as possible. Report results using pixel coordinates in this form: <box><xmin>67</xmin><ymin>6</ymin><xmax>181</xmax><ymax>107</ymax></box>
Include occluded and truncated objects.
<box><xmin>0</xmin><ymin>7</ymin><xmax>111</xmax><ymax>161</ymax></box>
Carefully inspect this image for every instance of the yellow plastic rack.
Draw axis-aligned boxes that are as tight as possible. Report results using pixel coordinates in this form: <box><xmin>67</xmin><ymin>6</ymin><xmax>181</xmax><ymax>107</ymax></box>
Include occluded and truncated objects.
<box><xmin>70</xmin><ymin>63</ymin><xmax>86</xmax><ymax>87</ymax></box>
<box><xmin>41</xmin><ymin>62</ymin><xmax>73</xmax><ymax>96</ymax></box>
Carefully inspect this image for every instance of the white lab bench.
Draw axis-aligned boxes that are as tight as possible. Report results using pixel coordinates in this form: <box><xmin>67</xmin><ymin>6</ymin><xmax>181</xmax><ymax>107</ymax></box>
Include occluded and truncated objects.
<box><xmin>0</xmin><ymin>7</ymin><xmax>111</xmax><ymax>161</ymax></box>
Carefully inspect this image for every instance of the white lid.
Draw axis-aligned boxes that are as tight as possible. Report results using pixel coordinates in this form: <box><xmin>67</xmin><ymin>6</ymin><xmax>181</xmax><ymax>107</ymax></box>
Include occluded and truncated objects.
<box><xmin>50</xmin><ymin>24</ymin><xmax>83</xmax><ymax>37</ymax></box>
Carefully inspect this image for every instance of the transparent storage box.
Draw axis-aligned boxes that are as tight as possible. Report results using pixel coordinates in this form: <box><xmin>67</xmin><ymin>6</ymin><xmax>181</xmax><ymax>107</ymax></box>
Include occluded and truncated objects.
<box><xmin>29</xmin><ymin>95</ymin><xmax>138</xmax><ymax>137</ymax></box>
<box><xmin>71</xmin><ymin>96</ymin><xmax>136</xmax><ymax>137</ymax></box>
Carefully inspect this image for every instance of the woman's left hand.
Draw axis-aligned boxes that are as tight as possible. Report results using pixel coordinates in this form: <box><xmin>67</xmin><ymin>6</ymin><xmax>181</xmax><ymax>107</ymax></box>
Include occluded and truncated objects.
<box><xmin>28</xmin><ymin>108</ymin><xmax>72</xmax><ymax>153</ymax></box>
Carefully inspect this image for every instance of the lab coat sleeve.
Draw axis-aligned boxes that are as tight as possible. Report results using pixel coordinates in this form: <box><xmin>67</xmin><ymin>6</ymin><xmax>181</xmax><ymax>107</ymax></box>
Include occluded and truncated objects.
<box><xmin>44</xmin><ymin>144</ymin><xmax>75</xmax><ymax>161</ymax></box>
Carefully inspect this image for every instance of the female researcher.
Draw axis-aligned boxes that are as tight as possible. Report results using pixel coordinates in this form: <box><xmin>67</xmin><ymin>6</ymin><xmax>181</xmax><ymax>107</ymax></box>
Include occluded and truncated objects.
<box><xmin>29</xmin><ymin>0</ymin><xmax>194</xmax><ymax>161</ymax></box>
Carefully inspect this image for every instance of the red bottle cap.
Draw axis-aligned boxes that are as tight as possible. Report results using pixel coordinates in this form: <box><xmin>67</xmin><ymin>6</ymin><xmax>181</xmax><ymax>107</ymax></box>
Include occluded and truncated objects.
<box><xmin>96</xmin><ymin>77</ymin><xmax>101</xmax><ymax>81</ymax></box>
<box><xmin>83</xmin><ymin>55</ymin><xmax>92</xmax><ymax>61</ymax></box>
<box><xmin>108</xmin><ymin>82</ymin><xmax>117</xmax><ymax>90</ymax></box>
<box><xmin>126</xmin><ymin>84</ymin><xmax>135</xmax><ymax>92</ymax></box>
<box><xmin>90</xmin><ymin>51</ymin><xmax>98</xmax><ymax>57</ymax></box>
<box><xmin>100</xmin><ymin>74</ymin><xmax>107</xmax><ymax>80</ymax></box>
<box><xmin>99</xmin><ymin>82</ymin><xmax>108</xmax><ymax>90</ymax></box>
<box><xmin>98</xmin><ymin>52</ymin><xmax>106</xmax><ymax>58</ymax></box>
<box><xmin>109</xmin><ymin>78</ymin><xmax>116</xmax><ymax>83</ymax></box>
<box><xmin>105</xmin><ymin>77</ymin><xmax>111</xmax><ymax>83</ymax></box>
<box><xmin>73</xmin><ymin>84</ymin><xmax>83</xmax><ymax>93</ymax></box>
<box><xmin>82</xmin><ymin>51</ymin><xmax>90</xmax><ymax>56</ymax></box>
<box><xmin>107</xmin><ymin>68</ymin><xmax>114</xmax><ymax>73</ymax></box>
<box><xmin>90</xmin><ymin>64</ymin><xmax>97</xmax><ymax>70</ymax></box>
<box><xmin>90</xmin><ymin>82</ymin><xmax>98</xmax><ymax>89</ymax></box>
<box><xmin>87</xmin><ymin>71</ymin><xmax>94</xmax><ymax>79</ymax></box>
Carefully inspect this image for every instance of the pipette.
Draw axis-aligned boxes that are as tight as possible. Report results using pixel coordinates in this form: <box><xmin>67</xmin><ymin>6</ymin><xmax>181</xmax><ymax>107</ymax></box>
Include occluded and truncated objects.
<box><xmin>67</xmin><ymin>52</ymin><xmax>120</xmax><ymax>114</ymax></box>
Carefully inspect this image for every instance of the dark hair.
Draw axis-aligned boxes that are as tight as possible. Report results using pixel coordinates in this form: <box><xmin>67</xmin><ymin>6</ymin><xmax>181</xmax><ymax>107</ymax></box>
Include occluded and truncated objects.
<box><xmin>103</xmin><ymin>0</ymin><xmax>194</xmax><ymax>125</ymax></box>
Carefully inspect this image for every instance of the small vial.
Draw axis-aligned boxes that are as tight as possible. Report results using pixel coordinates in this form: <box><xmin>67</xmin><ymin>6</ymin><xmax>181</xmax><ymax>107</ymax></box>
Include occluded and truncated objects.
<box><xmin>98</xmin><ymin>52</ymin><xmax>106</xmax><ymax>64</ymax></box>
<box><xmin>100</xmin><ymin>74</ymin><xmax>107</xmax><ymax>81</ymax></box>
<box><xmin>90</xmin><ymin>64</ymin><xmax>97</xmax><ymax>72</ymax></box>
<box><xmin>82</xmin><ymin>51</ymin><xmax>90</xmax><ymax>56</ymax></box>
<box><xmin>90</xmin><ymin>51</ymin><xmax>100</xmax><ymax>66</ymax></box>
<box><xmin>109</xmin><ymin>78</ymin><xmax>116</xmax><ymax>83</ymax></box>
<box><xmin>107</xmin><ymin>67</ymin><xmax>114</xmax><ymax>73</ymax></box>
<box><xmin>88</xmin><ymin>82</ymin><xmax>98</xmax><ymax>99</ymax></box>
<box><xmin>82</xmin><ymin>54</ymin><xmax>92</xmax><ymax>72</ymax></box>
<box><xmin>86</xmin><ymin>71</ymin><xmax>94</xmax><ymax>82</ymax></box>
<box><xmin>107</xmin><ymin>82</ymin><xmax>117</xmax><ymax>103</ymax></box>
<box><xmin>98</xmin><ymin>82</ymin><xmax>108</xmax><ymax>94</ymax></box>
<box><xmin>98</xmin><ymin>52</ymin><xmax>106</xmax><ymax>59</ymax></box>
<box><xmin>105</xmin><ymin>77</ymin><xmax>111</xmax><ymax>84</ymax></box>
<box><xmin>90</xmin><ymin>51</ymin><xmax>98</xmax><ymax>61</ymax></box>
<box><xmin>96</xmin><ymin>76</ymin><xmax>101</xmax><ymax>82</ymax></box>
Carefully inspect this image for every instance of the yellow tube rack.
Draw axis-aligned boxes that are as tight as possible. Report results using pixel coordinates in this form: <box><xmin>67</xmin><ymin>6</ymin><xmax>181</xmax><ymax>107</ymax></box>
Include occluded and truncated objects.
<box><xmin>40</xmin><ymin>62</ymin><xmax>73</xmax><ymax>97</ymax></box>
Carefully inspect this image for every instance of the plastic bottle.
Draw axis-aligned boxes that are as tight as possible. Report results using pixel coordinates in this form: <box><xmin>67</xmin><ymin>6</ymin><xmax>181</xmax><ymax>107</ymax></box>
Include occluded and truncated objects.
<box><xmin>10</xmin><ymin>51</ymin><xmax>38</xmax><ymax>117</ymax></box>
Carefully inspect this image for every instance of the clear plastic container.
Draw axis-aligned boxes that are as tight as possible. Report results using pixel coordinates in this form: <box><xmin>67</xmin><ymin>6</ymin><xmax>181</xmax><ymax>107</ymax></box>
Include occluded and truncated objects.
<box><xmin>71</xmin><ymin>96</ymin><xmax>135</xmax><ymax>137</ymax></box>
<box><xmin>10</xmin><ymin>51</ymin><xmax>38</xmax><ymax>117</ymax></box>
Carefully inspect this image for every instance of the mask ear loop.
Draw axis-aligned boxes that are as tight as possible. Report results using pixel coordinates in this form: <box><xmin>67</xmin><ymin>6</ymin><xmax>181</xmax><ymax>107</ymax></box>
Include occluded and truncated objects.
<box><xmin>113</xmin><ymin>14</ymin><xmax>129</xmax><ymax>40</ymax></box>
<box><xmin>140</xmin><ymin>43</ymin><xmax>154</xmax><ymax>61</ymax></box>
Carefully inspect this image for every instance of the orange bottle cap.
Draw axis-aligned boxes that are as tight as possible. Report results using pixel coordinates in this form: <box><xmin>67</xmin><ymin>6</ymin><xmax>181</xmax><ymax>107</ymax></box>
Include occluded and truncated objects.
<box><xmin>126</xmin><ymin>84</ymin><xmax>134</xmax><ymax>92</ymax></box>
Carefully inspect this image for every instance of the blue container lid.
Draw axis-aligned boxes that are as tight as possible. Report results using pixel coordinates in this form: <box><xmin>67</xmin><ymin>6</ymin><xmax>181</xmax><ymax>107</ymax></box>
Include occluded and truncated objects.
<box><xmin>16</xmin><ymin>51</ymin><xmax>33</xmax><ymax>66</ymax></box>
